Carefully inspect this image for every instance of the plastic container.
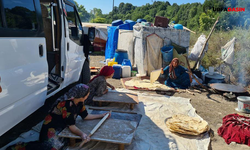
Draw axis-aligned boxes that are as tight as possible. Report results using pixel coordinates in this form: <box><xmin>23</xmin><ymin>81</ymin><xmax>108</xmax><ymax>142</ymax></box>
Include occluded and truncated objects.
<box><xmin>114</xmin><ymin>50</ymin><xmax>128</xmax><ymax>64</ymax></box>
<box><xmin>154</xmin><ymin>16</ymin><xmax>169</xmax><ymax>28</ymax></box>
<box><xmin>112</xmin><ymin>64</ymin><xmax>122</xmax><ymax>79</ymax></box>
<box><xmin>122</xmin><ymin>59</ymin><xmax>132</xmax><ymax>70</ymax></box>
<box><xmin>131</xmin><ymin>71</ymin><xmax>137</xmax><ymax>77</ymax></box>
<box><xmin>122</xmin><ymin>66</ymin><xmax>131</xmax><ymax>78</ymax></box>
<box><xmin>106</xmin><ymin>59</ymin><xmax>114</xmax><ymax>65</ymax></box>
<box><xmin>161</xmin><ymin>46</ymin><xmax>173</xmax><ymax>63</ymax></box>
<box><xmin>108</xmin><ymin>61</ymin><xmax>118</xmax><ymax>66</ymax></box>
<box><xmin>236</xmin><ymin>96</ymin><xmax>250</xmax><ymax>113</ymax></box>
<box><xmin>124</xmin><ymin>20</ymin><xmax>136</xmax><ymax>30</ymax></box>
<box><xmin>174</xmin><ymin>24</ymin><xmax>183</xmax><ymax>30</ymax></box>
<box><xmin>119</xmin><ymin>23</ymin><xmax>130</xmax><ymax>30</ymax></box>
<box><xmin>112</xmin><ymin>19</ymin><xmax>124</xmax><ymax>26</ymax></box>
<box><xmin>209</xmin><ymin>67</ymin><xmax>214</xmax><ymax>75</ymax></box>
<box><xmin>137</xmin><ymin>19</ymin><xmax>147</xmax><ymax>23</ymax></box>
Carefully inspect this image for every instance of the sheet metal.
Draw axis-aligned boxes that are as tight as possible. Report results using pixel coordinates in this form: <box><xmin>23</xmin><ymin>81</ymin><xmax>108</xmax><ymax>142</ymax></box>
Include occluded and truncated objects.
<box><xmin>209</xmin><ymin>83</ymin><xmax>247</xmax><ymax>93</ymax></box>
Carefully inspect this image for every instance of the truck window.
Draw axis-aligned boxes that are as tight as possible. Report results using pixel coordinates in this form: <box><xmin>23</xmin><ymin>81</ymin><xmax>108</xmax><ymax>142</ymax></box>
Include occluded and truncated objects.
<box><xmin>2</xmin><ymin>0</ymin><xmax>37</xmax><ymax>30</ymax></box>
<box><xmin>65</xmin><ymin>4</ymin><xmax>82</xmax><ymax>45</ymax></box>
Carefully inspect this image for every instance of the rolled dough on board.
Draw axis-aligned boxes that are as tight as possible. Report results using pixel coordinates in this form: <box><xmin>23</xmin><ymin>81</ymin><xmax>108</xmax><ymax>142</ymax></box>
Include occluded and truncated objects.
<box><xmin>125</xmin><ymin>78</ymin><xmax>172</xmax><ymax>91</ymax></box>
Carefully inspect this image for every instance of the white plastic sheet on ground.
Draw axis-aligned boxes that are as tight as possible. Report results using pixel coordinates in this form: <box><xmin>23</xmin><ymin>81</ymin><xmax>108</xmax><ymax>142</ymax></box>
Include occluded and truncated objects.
<box><xmin>188</xmin><ymin>34</ymin><xmax>208</xmax><ymax>61</ymax></box>
<box><xmin>146</xmin><ymin>34</ymin><xmax>163</xmax><ymax>74</ymax></box>
<box><xmin>118</xmin><ymin>30</ymin><xmax>134</xmax><ymax>66</ymax></box>
<box><xmin>76</xmin><ymin>89</ymin><xmax>210</xmax><ymax>150</ymax></box>
<box><xmin>221</xmin><ymin>37</ymin><xmax>235</xmax><ymax>65</ymax></box>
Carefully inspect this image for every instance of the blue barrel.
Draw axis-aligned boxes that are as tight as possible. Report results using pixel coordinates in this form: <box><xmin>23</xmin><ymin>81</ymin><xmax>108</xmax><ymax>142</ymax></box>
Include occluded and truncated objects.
<box><xmin>112</xmin><ymin>19</ymin><xmax>124</xmax><ymax>26</ymax></box>
<box><xmin>124</xmin><ymin>20</ymin><xmax>136</xmax><ymax>30</ymax></box>
<box><xmin>122</xmin><ymin>59</ymin><xmax>132</xmax><ymax>70</ymax></box>
<box><xmin>114</xmin><ymin>50</ymin><xmax>128</xmax><ymax>64</ymax></box>
<box><xmin>174</xmin><ymin>24</ymin><xmax>183</xmax><ymax>30</ymax></box>
<box><xmin>161</xmin><ymin>46</ymin><xmax>173</xmax><ymax>63</ymax></box>
<box><xmin>112</xmin><ymin>65</ymin><xmax>122</xmax><ymax>79</ymax></box>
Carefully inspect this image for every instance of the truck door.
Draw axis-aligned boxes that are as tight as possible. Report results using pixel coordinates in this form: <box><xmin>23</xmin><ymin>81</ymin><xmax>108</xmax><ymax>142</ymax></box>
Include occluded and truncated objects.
<box><xmin>0</xmin><ymin>0</ymin><xmax>48</xmax><ymax>136</ymax></box>
<box><xmin>63</xmin><ymin>2</ymin><xmax>85</xmax><ymax>85</ymax></box>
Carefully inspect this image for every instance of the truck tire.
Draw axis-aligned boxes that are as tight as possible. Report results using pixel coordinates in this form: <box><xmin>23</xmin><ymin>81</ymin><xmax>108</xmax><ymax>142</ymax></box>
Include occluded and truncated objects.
<box><xmin>79</xmin><ymin>60</ymin><xmax>90</xmax><ymax>84</ymax></box>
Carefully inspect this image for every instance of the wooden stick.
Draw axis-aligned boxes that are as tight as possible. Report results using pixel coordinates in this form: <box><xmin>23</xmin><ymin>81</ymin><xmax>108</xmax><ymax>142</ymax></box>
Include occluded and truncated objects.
<box><xmin>184</xmin><ymin>56</ymin><xmax>210</xmax><ymax>92</ymax></box>
<box><xmin>183</xmin><ymin>26</ymin><xmax>196</xmax><ymax>34</ymax></box>
<box><xmin>192</xmin><ymin>17</ymin><xmax>220</xmax><ymax>70</ymax></box>
<box><xmin>79</xmin><ymin>111</ymin><xmax>111</xmax><ymax>147</ymax></box>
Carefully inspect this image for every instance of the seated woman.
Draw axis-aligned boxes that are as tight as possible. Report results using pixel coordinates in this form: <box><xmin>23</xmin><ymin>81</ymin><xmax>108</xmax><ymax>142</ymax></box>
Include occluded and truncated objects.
<box><xmin>85</xmin><ymin>66</ymin><xmax>115</xmax><ymax>106</ymax></box>
<box><xmin>7</xmin><ymin>84</ymin><xmax>110</xmax><ymax>150</ymax></box>
<box><xmin>161</xmin><ymin>58</ymin><xmax>191</xmax><ymax>89</ymax></box>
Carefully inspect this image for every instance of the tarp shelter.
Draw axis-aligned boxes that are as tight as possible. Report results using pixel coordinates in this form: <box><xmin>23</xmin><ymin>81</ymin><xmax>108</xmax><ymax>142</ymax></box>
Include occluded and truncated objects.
<box><xmin>105</xmin><ymin>26</ymin><xmax>119</xmax><ymax>59</ymax></box>
<box><xmin>133</xmin><ymin>24</ymin><xmax>190</xmax><ymax>76</ymax></box>
<box><xmin>117</xmin><ymin>30</ymin><xmax>134</xmax><ymax>66</ymax></box>
<box><xmin>221</xmin><ymin>37</ymin><xmax>236</xmax><ymax>65</ymax></box>
<box><xmin>146</xmin><ymin>34</ymin><xmax>163</xmax><ymax>74</ymax></box>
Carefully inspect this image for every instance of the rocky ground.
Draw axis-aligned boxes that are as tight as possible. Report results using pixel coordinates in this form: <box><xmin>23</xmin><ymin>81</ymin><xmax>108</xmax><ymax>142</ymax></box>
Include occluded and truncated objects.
<box><xmin>0</xmin><ymin>54</ymin><xmax>249</xmax><ymax>150</ymax></box>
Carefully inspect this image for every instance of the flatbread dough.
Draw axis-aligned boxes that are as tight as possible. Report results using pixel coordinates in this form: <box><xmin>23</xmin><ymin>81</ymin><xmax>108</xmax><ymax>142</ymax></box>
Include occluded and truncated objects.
<box><xmin>125</xmin><ymin>78</ymin><xmax>172</xmax><ymax>91</ymax></box>
<box><xmin>166</xmin><ymin>114</ymin><xmax>209</xmax><ymax>135</ymax></box>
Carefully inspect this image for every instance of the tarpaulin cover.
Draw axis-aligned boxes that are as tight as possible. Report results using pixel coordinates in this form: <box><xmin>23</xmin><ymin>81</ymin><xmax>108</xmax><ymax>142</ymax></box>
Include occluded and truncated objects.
<box><xmin>221</xmin><ymin>37</ymin><xmax>235</xmax><ymax>65</ymax></box>
<box><xmin>146</xmin><ymin>34</ymin><xmax>163</xmax><ymax>74</ymax></box>
<box><xmin>105</xmin><ymin>26</ymin><xmax>119</xmax><ymax>59</ymax></box>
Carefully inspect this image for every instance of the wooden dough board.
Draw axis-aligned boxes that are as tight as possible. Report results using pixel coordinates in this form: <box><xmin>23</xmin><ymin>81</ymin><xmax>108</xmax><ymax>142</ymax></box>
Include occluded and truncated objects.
<box><xmin>58</xmin><ymin>111</ymin><xmax>140</xmax><ymax>145</ymax></box>
<box><xmin>93</xmin><ymin>91</ymin><xmax>139</xmax><ymax>104</ymax></box>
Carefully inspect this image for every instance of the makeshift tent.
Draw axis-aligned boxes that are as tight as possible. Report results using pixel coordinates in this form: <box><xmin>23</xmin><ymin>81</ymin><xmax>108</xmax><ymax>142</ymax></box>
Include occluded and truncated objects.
<box><xmin>117</xmin><ymin>30</ymin><xmax>134</xmax><ymax>66</ymax></box>
<box><xmin>221</xmin><ymin>37</ymin><xmax>235</xmax><ymax>65</ymax></box>
<box><xmin>188</xmin><ymin>34</ymin><xmax>208</xmax><ymax>61</ymax></box>
<box><xmin>105</xmin><ymin>26</ymin><xmax>119</xmax><ymax>59</ymax></box>
<box><xmin>146</xmin><ymin>34</ymin><xmax>163</xmax><ymax>74</ymax></box>
<box><xmin>133</xmin><ymin>24</ymin><xmax>190</xmax><ymax>76</ymax></box>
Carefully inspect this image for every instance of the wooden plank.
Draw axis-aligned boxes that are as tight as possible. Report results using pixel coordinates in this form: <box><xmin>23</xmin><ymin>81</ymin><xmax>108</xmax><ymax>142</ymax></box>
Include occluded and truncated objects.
<box><xmin>93</xmin><ymin>91</ymin><xmax>139</xmax><ymax>104</ymax></box>
<box><xmin>58</xmin><ymin>117</ymin><xmax>138</xmax><ymax>145</ymax></box>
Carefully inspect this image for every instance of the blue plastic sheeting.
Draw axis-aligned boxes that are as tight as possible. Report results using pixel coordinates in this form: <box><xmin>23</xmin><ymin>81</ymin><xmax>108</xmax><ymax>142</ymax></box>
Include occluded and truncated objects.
<box><xmin>137</xmin><ymin>18</ymin><xmax>147</xmax><ymax>23</ymax></box>
<box><xmin>105</xmin><ymin>26</ymin><xmax>119</xmax><ymax>60</ymax></box>
<box><xmin>118</xmin><ymin>23</ymin><xmax>130</xmax><ymax>30</ymax></box>
<box><xmin>112</xmin><ymin>19</ymin><xmax>123</xmax><ymax>26</ymax></box>
<box><xmin>124</xmin><ymin>20</ymin><xmax>136</xmax><ymax>30</ymax></box>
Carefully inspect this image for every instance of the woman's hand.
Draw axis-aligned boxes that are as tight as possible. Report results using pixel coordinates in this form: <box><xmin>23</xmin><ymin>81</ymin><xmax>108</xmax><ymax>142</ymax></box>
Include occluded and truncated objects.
<box><xmin>161</xmin><ymin>68</ymin><xmax>164</xmax><ymax>74</ymax></box>
<box><xmin>81</xmin><ymin>133</ymin><xmax>91</xmax><ymax>142</ymax></box>
<box><xmin>102</xmin><ymin>112</ymin><xmax>111</xmax><ymax>119</ymax></box>
<box><xmin>110</xmin><ymin>85</ymin><xmax>115</xmax><ymax>90</ymax></box>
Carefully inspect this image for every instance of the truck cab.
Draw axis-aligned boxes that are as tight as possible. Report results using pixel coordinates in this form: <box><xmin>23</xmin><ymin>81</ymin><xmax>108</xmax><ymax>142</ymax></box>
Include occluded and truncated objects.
<box><xmin>0</xmin><ymin>0</ymin><xmax>90</xmax><ymax>136</ymax></box>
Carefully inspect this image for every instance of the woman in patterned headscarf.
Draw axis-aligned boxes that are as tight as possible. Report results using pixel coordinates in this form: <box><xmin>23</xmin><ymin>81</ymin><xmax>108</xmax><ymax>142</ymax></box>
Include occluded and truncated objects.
<box><xmin>7</xmin><ymin>84</ymin><xmax>110</xmax><ymax>150</ymax></box>
<box><xmin>161</xmin><ymin>58</ymin><xmax>191</xmax><ymax>89</ymax></box>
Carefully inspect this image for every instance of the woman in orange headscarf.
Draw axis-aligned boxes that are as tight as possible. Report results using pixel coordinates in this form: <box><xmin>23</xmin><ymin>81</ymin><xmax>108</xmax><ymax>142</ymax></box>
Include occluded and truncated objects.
<box><xmin>85</xmin><ymin>66</ymin><xmax>115</xmax><ymax>105</ymax></box>
<box><xmin>161</xmin><ymin>58</ymin><xmax>191</xmax><ymax>89</ymax></box>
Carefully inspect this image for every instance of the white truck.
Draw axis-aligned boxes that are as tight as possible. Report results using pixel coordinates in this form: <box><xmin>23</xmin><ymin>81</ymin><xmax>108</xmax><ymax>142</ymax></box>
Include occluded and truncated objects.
<box><xmin>0</xmin><ymin>0</ymin><xmax>90</xmax><ymax>136</ymax></box>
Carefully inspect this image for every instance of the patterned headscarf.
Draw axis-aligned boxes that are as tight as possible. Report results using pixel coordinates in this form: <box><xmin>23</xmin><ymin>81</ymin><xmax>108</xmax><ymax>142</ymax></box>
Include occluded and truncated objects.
<box><xmin>56</xmin><ymin>84</ymin><xmax>90</xmax><ymax>101</ymax></box>
<box><xmin>169</xmin><ymin>58</ymin><xmax>179</xmax><ymax>80</ymax></box>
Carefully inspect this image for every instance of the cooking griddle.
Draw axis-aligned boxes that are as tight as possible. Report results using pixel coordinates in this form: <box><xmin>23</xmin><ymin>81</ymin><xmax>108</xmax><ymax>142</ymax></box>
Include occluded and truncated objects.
<box><xmin>209</xmin><ymin>83</ymin><xmax>247</xmax><ymax>93</ymax></box>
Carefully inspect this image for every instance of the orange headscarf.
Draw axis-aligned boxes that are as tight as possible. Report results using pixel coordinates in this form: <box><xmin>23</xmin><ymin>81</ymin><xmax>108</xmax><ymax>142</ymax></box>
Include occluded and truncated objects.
<box><xmin>169</xmin><ymin>58</ymin><xmax>179</xmax><ymax>80</ymax></box>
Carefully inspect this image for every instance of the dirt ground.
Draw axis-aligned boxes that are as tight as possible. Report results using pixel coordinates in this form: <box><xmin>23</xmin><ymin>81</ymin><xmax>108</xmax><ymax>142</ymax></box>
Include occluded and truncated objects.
<box><xmin>89</xmin><ymin>55</ymin><xmax>250</xmax><ymax>150</ymax></box>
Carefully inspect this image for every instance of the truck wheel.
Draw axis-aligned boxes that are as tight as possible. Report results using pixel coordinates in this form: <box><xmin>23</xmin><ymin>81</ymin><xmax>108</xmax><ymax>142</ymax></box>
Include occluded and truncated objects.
<box><xmin>79</xmin><ymin>60</ymin><xmax>90</xmax><ymax>84</ymax></box>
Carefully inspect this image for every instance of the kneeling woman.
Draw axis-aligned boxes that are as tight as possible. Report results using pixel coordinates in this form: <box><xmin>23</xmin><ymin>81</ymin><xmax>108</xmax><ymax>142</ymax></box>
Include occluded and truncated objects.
<box><xmin>7</xmin><ymin>84</ymin><xmax>110</xmax><ymax>150</ymax></box>
<box><xmin>85</xmin><ymin>66</ymin><xmax>115</xmax><ymax>105</ymax></box>
<box><xmin>161</xmin><ymin>58</ymin><xmax>191</xmax><ymax>89</ymax></box>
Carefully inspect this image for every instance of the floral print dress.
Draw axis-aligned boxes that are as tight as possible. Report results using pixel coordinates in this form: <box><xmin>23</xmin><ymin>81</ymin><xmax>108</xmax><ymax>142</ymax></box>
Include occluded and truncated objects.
<box><xmin>7</xmin><ymin>100</ymin><xmax>88</xmax><ymax>150</ymax></box>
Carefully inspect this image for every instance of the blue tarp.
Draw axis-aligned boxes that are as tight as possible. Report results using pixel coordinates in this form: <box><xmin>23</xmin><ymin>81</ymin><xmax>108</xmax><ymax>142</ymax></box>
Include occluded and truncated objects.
<box><xmin>118</xmin><ymin>23</ymin><xmax>130</xmax><ymax>30</ymax></box>
<box><xmin>105</xmin><ymin>26</ymin><xmax>119</xmax><ymax>60</ymax></box>
<box><xmin>112</xmin><ymin>19</ymin><xmax>123</xmax><ymax>26</ymax></box>
<box><xmin>124</xmin><ymin>20</ymin><xmax>136</xmax><ymax>30</ymax></box>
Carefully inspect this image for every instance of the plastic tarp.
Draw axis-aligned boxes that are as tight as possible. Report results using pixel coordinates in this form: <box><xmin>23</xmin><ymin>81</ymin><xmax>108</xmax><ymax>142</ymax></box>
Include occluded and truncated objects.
<box><xmin>188</xmin><ymin>34</ymin><xmax>208</xmax><ymax>61</ymax></box>
<box><xmin>105</xmin><ymin>26</ymin><xmax>119</xmax><ymax>59</ymax></box>
<box><xmin>221</xmin><ymin>37</ymin><xmax>235</xmax><ymax>65</ymax></box>
<box><xmin>117</xmin><ymin>30</ymin><xmax>134</xmax><ymax>66</ymax></box>
<box><xmin>133</xmin><ymin>24</ymin><xmax>190</xmax><ymax>75</ymax></box>
<box><xmin>75</xmin><ymin>89</ymin><xmax>210</xmax><ymax>150</ymax></box>
<box><xmin>146</xmin><ymin>34</ymin><xmax>163</xmax><ymax>74</ymax></box>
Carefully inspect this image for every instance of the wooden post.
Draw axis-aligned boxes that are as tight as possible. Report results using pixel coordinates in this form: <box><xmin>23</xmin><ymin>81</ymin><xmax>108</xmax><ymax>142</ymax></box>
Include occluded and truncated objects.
<box><xmin>119</xmin><ymin>144</ymin><xmax>125</xmax><ymax>150</ymax></box>
<box><xmin>130</xmin><ymin>104</ymin><xmax>134</xmax><ymax>110</ymax></box>
<box><xmin>192</xmin><ymin>17</ymin><xmax>220</xmax><ymax>70</ymax></box>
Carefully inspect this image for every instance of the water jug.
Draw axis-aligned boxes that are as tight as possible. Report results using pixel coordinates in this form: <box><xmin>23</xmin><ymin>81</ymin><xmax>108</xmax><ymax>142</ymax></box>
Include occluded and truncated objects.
<box><xmin>112</xmin><ymin>64</ymin><xmax>122</xmax><ymax>79</ymax></box>
<box><xmin>122</xmin><ymin>59</ymin><xmax>132</xmax><ymax>70</ymax></box>
<box><xmin>122</xmin><ymin>66</ymin><xmax>131</xmax><ymax>78</ymax></box>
